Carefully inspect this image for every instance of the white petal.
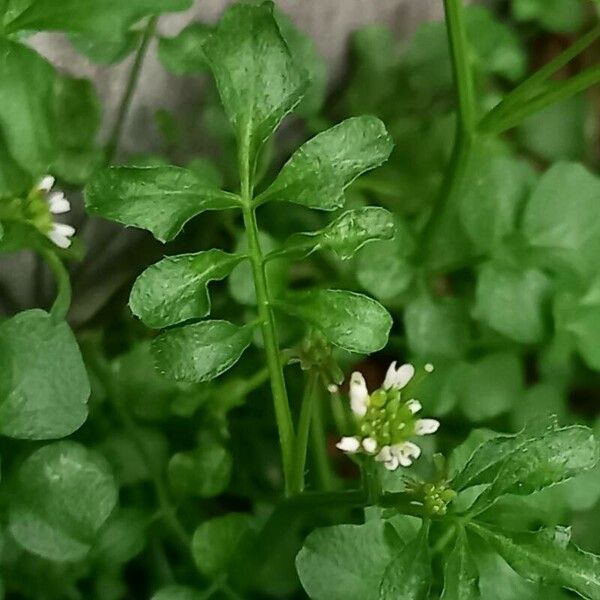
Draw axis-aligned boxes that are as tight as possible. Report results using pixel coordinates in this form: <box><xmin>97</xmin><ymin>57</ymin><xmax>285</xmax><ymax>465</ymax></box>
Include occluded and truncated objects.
<box><xmin>383</xmin><ymin>361</ymin><xmax>415</xmax><ymax>390</ymax></box>
<box><xmin>48</xmin><ymin>191</ymin><xmax>70</xmax><ymax>214</ymax></box>
<box><xmin>375</xmin><ymin>446</ymin><xmax>392</xmax><ymax>463</ymax></box>
<box><xmin>349</xmin><ymin>371</ymin><xmax>369</xmax><ymax>417</ymax></box>
<box><xmin>415</xmin><ymin>419</ymin><xmax>440</xmax><ymax>435</ymax></box>
<box><xmin>38</xmin><ymin>175</ymin><xmax>55</xmax><ymax>192</ymax></box>
<box><xmin>336</xmin><ymin>436</ymin><xmax>360</xmax><ymax>453</ymax></box>
<box><xmin>400</xmin><ymin>441</ymin><xmax>422</xmax><ymax>460</ymax></box>
<box><xmin>362</xmin><ymin>437</ymin><xmax>378</xmax><ymax>454</ymax></box>
<box><xmin>425</xmin><ymin>363</ymin><xmax>434</xmax><ymax>373</ymax></box>
<box><xmin>398</xmin><ymin>453</ymin><xmax>413</xmax><ymax>467</ymax></box>
<box><xmin>383</xmin><ymin>455</ymin><xmax>400</xmax><ymax>470</ymax></box>
<box><xmin>406</xmin><ymin>399</ymin><xmax>422</xmax><ymax>414</ymax></box>
<box><xmin>47</xmin><ymin>223</ymin><xmax>75</xmax><ymax>249</ymax></box>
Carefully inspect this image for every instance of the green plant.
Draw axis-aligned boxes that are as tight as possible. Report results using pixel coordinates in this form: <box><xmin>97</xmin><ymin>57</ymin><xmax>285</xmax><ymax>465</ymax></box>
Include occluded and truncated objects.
<box><xmin>0</xmin><ymin>0</ymin><xmax>600</xmax><ymax>598</ymax></box>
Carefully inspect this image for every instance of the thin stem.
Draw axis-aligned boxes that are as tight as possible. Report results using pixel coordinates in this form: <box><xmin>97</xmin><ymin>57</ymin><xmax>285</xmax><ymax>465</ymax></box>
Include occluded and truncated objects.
<box><xmin>105</xmin><ymin>16</ymin><xmax>158</xmax><ymax>163</ymax></box>
<box><xmin>290</xmin><ymin>371</ymin><xmax>320</xmax><ymax>494</ymax></box>
<box><xmin>483</xmin><ymin>62</ymin><xmax>600</xmax><ymax>134</ymax></box>
<box><xmin>41</xmin><ymin>251</ymin><xmax>72</xmax><ymax>322</ymax></box>
<box><xmin>310</xmin><ymin>386</ymin><xmax>337</xmax><ymax>491</ymax></box>
<box><xmin>420</xmin><ymin>0</ymin><xmax>478</xmax><ymax>263</ymax></box>
<box><xmin>238</xmin><ymin>137</ymin><xmax>295</xmax><ymax>496</ymax></box>
<box><xmin>480</xmin><ymin>23</ymin><xmax>600</xmax><ymax>129</ymax></box>
<box><xmin>443</xmin><ymin>0</ymin><xmax>478</xmax><ymax>135</ymax></box>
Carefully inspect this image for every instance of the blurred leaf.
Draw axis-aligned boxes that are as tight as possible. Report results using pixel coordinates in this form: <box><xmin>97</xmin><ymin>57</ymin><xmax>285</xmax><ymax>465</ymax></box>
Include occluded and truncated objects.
<box><xmin>85</xmin><ymin>166</ymin><xmax>238</xmax><ymax>242</ymax></box>
<box><xmin>511</xmin><ymin>383</ymin><xmax>567</xmax><ymax>431</ymax></box>
<box><xmin>259</xmin><ymin>116</ymin><xmax>393</xmax><ymax>210</ymax></box>
<box><xmin>274</xmin><ymin>207</ymin><xmax>395</xmax><ymax>261</ymax></box>
<box><xmin>519</xmin><ymin>97</ymin><xmax>586</xmax><ymax>162</ymax></box>
<box><xmin>192</xmin><ymin>513</ymin><xmax>254</xmax><ymax>579</ymax></box>
<box><xmin>459</xmin><ymin>154</ymin><xmax>534</xmax><ymax>253</ymax></box>
<box><xmin>440</xmin><ymin>531</ymin><xmax>480</xmax><ymax>600</ymax></box>
<box><xmin>474</xmin><ymin>262</ymin><xmax>550</xmax><ymax>344</ymax></box>
<box><xmin>8</xmin><ymin>442</ymin><xmax>118</xmax><ymax>561</ymax></box>
<box><xmin>0</xmin><ymin>310</ymin><xmax>89</xmax><ymax>440</ymax></box>
<box><xmin>68</xmin><ymin>30</ymin><xmax>141</xmax><ymax>64</ymax></box>
<box><xmin>130</xmin><ymin>250</ymin><xmax>246</xmax><ymax>329</ymax></box>
<box><xmin>151</xmin><ymin>587</ymin><xmax>203</xmax><ymax>600</ymax></box>
<box><xmin>152</xmin><ymin>320</ymin><xmax>254</xmax><ymax>383</ymax></box>
<box><xmin>202</xmin><ymin>1</ymin><xmax>308</xmax><ymax>166</ymax></box>
<box><xmin>296</xmin><ymin>520</ymin><xmax>394</xmax><ymax>600</ymax></box>
<box><xmin>0</xmin><ymin>39</ymin><xmax>56</xmax><ymax>175</ymax></box>
<box><xmin>472</xmin><ymin>524</ymin><xmax>600</xmax><ymax>599</ymax></box>
<box><xmin>522</xmin><ymin>163</ymin><xmax>600</xmax><ymax>277</ymax></box>
<box><xmin>277</xmin><ymin>289</ymin><xmax>392</xmax><ymax>354</ymax></box>
<box><xmin>159</xmin><ymin>23</ymin><xmax>212</xmax><ymax>74</ymax></box>
<box><xmin>5</xmin><ymin>0</ymin><xmax>192</xmax><ymax>39</ymax></box>
<box><xmin>168</xmin><ymin>443</ymin><xmax>232</xmax><ymax>498</ymax></box>
<box><xmin>512</xmin><ymin>0</ymin><xmax>586</xmax><ymax>33</ymax></box>
<box><xmin>379</xmin><ymin>522</ymin><xmax>431</xmax><ymax>599</ymax></box>
<box><xmin>404</xmin><ymin>296</ymin><xmax>470</xmax><ymax>360</ymax></box>
<box><xmin>0</xmin><ymin>134</ymin><xmax>32</xmax><ymax>197</ymax></box>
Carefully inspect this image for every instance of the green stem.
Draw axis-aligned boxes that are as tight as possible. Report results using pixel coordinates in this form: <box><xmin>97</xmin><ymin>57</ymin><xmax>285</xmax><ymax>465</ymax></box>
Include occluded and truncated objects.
<box><xmin>310</xmin><ymin>385</ymin><xmax>337</xmax><ymax>490</ymax></box>
<box><xmin>480</xmin><ymin>23</ymin><xmax>600</xmax><ymax>130</ymax></box>
<box><xmin>290</xmin><ymin>371</ymin><xmax>320</xmax><ymax>494</ymax></box>
<box><xmin>483</xmin><ymin>62</ymin><xmax>600</xmax><ymax>134</ymax></box>
<box><xmin>239</xmin><ymin>139</ymin><xmax>295</xmax><ymax>496</ymax></box>
<box><xmin>42</xmin><ymin>251</ymin><xmax>72</xmax><ymax>322</ymax></box>
<box><xmin>443</xmin><ymin>0</ymin><xmax>478</xmax><ymax>135</ymax></box>
<box><xmin>105</xmin><ymin>16</ymin><xmax>158</xmax><ymax>163</ymax></box>
<box><xmin>421</xmin><ymin>0</ymin><xmax>478</xmax><ymax>259</ymax></box>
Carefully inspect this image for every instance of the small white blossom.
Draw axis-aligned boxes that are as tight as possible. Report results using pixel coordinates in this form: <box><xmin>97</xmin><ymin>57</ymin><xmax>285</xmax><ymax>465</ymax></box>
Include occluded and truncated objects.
<box><xmin>375</xmin><ymin>442</ymin><xmax>422</xmax><ymax>471</ymax></box>
<box><xmin>48</xmin><ymin>223</ymin><xmax>76</xmax><ymax>249</ymax></box>
<box><xmin>336</xmin><ymin>436</ymin><xmax>361</xmax><ymax>453</ymax></box>
<box><xmin>406</xmin><ymin>399</ymin><xmax>422</xmax><ymax>414</ymax></box>
<box><xmin>36</xmin><ymin>175</ymin><xmax>74</xmax><ymax>249</ymax></box>
<box><xmin>362</xmin><ymin>437</ymin><xmax>378</xmax><ymax>454</ymax></box>
<box><xmin>415</xmin><ymin>419</ymin><xmax>440</xmax><ymax>435</ymax></box>
<box><xmin>383</xmin><ymin>361</ymin><xmax>415</xmax><ymax>390</ymax></box>
<box><xmin>349</xmin><ymin>371</ymin><xmax>369</xmax><ymax>417</ymax></box>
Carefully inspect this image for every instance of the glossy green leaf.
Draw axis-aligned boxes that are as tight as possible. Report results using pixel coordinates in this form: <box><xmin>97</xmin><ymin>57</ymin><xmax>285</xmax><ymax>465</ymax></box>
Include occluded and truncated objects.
<box><xmin>522</xmin><ymin>163</ymin><xmax>600</xmax><ymax>277</ymax></box>
<box><xmin>202</xmin><ymin>1</ymin><xmax>308</xmax><ymax>165</ymax></box>
<box><xmin>130</xmin><ymin>250</ymin><xmax>246</xmax><ymax>329</ymax></box>
<box><xmin>404</xmin><ymin>296</ymin><xmax>470</xmax><ymax>360</ymax></box>
<box><xmin>472</xmin><ymin>524</ymin><xmax>600</xmax><ymax>599</ymax></box>
<box><xmin>85</xmin><ymin>166</ymin><xmax>239</xmax><ymax>242</ymax></box>
<box><xmin>168</xmin><ymin>443</ymin><xmax>232</xmax><ymax>498</ymax></box>
<box><xmin>379</xmin><ymin>522</ymin><xmax>431</xmax><ymax>599</ymax></box>
<box><xmin>277</xmin><ymin>289</ymin><xmax>392</xmax><ymax>354</ymax></box>
<box><xmin>258</xmin><ymin>116</ymin><xmax>393</xmax><ymax>210</ymax></box>
<box><xmin>192</xmin><ymin>513</ymin><xmax>254</xmax><ymax>579</ymax></box>
<box><xmin>0</xmin><ymin>39</ymin><xmax>56</xmax><ymax>174</ymax></box>
<box><xmin>0</xmin><ymin>310</ymin><xmax>89</xmax><ymax>440</ymax></box>
<box><xmin>441</xmin><ymin>531</ymin><xmax>480</xmax><ymax>600</ymax></box>
<box><xmin>159</xmin><ymin>23</ymin><xmax>212</xmax><ymax>75</ymax></box>
<box><xmin>5</xmin><ymin>0</ymin><xmax>192</xmax><ymax>39</ymax></box>
<box><xmin>474</xmin><ymin>262</ymin><xmax>550</xmax><ymax>344</ymax></box>
<box><xmin>8</xmin><ymin>442</ymin><xmax>118</xmax><ymax>561</ymax></box>
<box><xmin>152</xmin><ymin>320</ymin><xmax>254</xmax><ymax>383</ymax></box>
<box><xmin>472</xmin><ymin>424</ymin><xmax>599</xmax><ymax>512</ymax></box>
<box><xmin>151</xmin><ymin>586</ymin><xmax>203</xmax><ymax>600</ymax></box>
<box><xmin>271</xmin><ymin>207</ymin><xmax>395</xmax><ymax>261</ymax></box>
<box><xmin>296</xmin><ymin>520</ymin><xmax>394</xmax><ymax>600</ymax></box>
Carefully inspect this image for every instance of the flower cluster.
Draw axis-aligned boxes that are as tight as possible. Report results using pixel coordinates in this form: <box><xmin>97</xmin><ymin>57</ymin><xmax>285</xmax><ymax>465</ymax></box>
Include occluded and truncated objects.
<box><xmin>35</xmin><ymin>175</ymin><xmax>75</xmax><ymax>249</ymax></box>
<box><xmin>336</xmin><ymin>361</ymin><xmax>440</xmax><ymax>470</ymax></box>
<box><xmin>420</xmin><ymin>482</ymin><xmax>456</xmax><ymax>517</ymax></box>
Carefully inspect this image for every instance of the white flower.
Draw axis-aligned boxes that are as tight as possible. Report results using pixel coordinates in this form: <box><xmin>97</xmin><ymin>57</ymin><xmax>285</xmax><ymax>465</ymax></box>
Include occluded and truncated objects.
<box><xmin>47</xmin><ymin>223</ymin><xmax>76</xmax><ymax>249</ymax></box>
<box><xmin>383</xmin><ymin>361</ymin><xmax>415</xmax><ymax>391</ymax></box>
<box><xmin>349</xmin><ymin>371</ymin><xmax>369</xmax><ymax>417</ymax></box>
<box><xmin>336</xmin><ymin>436</ymin><xmax>361</xmax><ymax>453</ymax></box>
<box><xmin>36</xmin><ymin>175</ymin><xmax>74</xmax><ymax>249</ymax></box>
<box><xmin>406</xmin><ymin>399</ymin><xmax>422</xmax><ymax>414</ymax></box>
<box><xmin>362</xmin><ymin>437</ymin><xmax>378</xmax><ymax>454</ymax></box>
<box><xmin>375</xmin><ymin>441</ymin><xmax>422</xmax><ymax>471</ymax></box>
<box><xmin>415</xmin><ymin>419</ymin><xmax>440</xmax><ymax>435</ymax></box>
